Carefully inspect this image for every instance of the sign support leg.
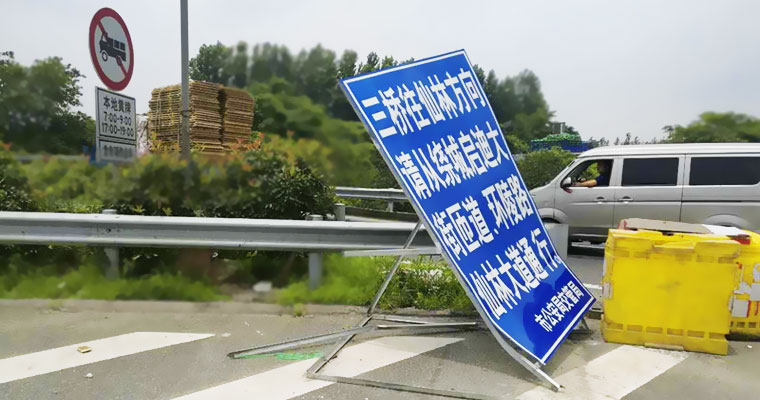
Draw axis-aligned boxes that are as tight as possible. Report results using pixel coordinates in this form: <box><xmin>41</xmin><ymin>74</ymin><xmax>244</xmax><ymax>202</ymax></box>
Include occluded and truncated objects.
<box><xmin>367</xmin><ymin>220</ymin><xmax>422</xmax><ymax>315</ymax></box>
<box><xmin>229</xmin><ymin>219</ymin><xmax>562</xmax><ymax>396</ymax></box>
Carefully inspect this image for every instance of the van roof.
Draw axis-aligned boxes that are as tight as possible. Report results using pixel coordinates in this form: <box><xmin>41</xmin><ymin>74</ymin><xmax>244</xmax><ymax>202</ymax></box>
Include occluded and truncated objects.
<box><xmin>579</xmin><ymin>143</ymin><xmax>760</xmax><ymax>157</ymax></box>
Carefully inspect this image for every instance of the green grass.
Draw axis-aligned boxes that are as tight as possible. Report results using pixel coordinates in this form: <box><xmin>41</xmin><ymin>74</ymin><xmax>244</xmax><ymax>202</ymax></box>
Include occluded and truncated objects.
<box><xmin>0</xmin><ymin>264</ymin><xmax>226</xmax><ymax>302</ymax></box>
<box><xmin>277</xmin><ymin>254</ymin><xmax>474</xmax><ymax>312</ymax></box>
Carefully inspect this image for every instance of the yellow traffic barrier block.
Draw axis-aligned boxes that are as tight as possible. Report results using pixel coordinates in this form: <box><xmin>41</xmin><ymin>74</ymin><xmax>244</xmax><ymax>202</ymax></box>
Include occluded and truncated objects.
<box><xmin>602</xmin><ymin>230</ymin><xmax>741</xmax><ymax>355</ymax></box>
<box><xmin>730</xmin><ymin>231</ymin><xmax>760</xmax><ymax>338</ymax></box>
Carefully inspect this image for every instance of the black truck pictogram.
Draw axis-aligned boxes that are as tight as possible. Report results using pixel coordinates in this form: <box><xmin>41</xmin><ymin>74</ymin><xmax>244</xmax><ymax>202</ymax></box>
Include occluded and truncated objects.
<box><xmin>99</xmin><ymin>33</ymin><xmax>126</xmax><ymax>63</ymax></box>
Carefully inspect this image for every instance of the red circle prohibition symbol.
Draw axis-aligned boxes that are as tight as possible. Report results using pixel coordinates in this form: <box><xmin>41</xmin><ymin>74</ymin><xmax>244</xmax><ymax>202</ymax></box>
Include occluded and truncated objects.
<box><xmin>89</xmin><ymin>7</ymin><xmax>134</xmax><ymax>91</ymax></box>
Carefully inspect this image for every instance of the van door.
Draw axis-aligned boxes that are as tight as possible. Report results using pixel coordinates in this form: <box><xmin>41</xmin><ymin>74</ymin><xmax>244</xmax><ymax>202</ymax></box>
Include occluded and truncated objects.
<box><xmin>613</xmin><ymin>155</ymin><xmax>683</xmax><ymax>225</ymax></box>
<box><xmin>554</xmin><ymin>158</ymin><xmax>617</xmax><ymax>239</ymax></box>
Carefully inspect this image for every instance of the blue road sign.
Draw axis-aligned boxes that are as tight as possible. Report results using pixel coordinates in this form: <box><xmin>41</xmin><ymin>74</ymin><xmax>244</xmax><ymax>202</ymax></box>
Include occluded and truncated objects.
<box><xmin>340</xmin><ymin>50</ymin><xmax>594</xmax><ymax>363</ymax></box>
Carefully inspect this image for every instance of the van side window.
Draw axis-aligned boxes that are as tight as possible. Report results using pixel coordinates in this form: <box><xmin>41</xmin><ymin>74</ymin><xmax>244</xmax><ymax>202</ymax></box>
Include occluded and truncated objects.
<box><xmin>621</xmin><ymin>158</ymin><xmax>679</xmax><ymax>186</ymax></box>
<box><xmin>689</xmin><ymin>157</ymin><xmax>760</xmax><ymax>186</ymax></box>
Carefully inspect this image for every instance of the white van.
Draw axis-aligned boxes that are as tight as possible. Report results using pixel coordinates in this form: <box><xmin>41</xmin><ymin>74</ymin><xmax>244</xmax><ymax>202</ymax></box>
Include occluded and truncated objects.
<box><xmin>530</xmin><ymin>143</ymin><xmax>760</xmax><ymax>242</ymax></box>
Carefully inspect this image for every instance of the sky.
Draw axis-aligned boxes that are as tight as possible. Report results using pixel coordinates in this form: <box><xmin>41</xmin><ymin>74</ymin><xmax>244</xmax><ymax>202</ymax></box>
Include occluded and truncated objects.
<box><xmin>1</xmin><ymin>0</ymin><xmax>759</xmax><ymax>142</ymax></box>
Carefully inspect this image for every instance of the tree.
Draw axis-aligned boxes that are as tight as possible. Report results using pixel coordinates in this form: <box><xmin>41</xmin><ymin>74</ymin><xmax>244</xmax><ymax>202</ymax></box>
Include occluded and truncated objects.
<box><xmin>189</xmin><ymin>42</ymin><xmax>231</xmax><ymax>83</ymax></box>
<box><xmin>330</xmin><ymin>50</ymin><xmax>360</xmax><ymax>120</ymax></box>
<box><xmin>249</xmin><ymin>43</ymin><xmax>294</xmax><ymax>83</ymax></box>
<box><xmin>0</xmin><ymin>52</ymin><xmax>93</xmax><ymax>153</ymax></box>
<box><xmin>292</xmin><ymin>45</ymin><xmax>337</xmax><ymax>111</ymax></box>
<box><xmin>516</xmin><ymin>148</ymin><xmax>576</xmax><ymax>189</ymax></box>
<box><xmin>228</xmin><ymin>41</ymin><xmax>249</xmax><ymax>88</ymax></box>
<box><xmin>614</xmin><ymin>137</ymin><xmax>620</xmax><ymax>146</ymax></box>
<box><xmin>357</xmin><ymin>52</ymin><xmax>379</xmax><ymax>74</ymax></box>
<box><xmin>336</xmin><ymin>50</ymin><xmax>358</xmax><ymax>79</ymax></box>
<box><xmin>667</xmin><ymin>112</ymin><xmax>760</xmax><ymax>143</ymax></box>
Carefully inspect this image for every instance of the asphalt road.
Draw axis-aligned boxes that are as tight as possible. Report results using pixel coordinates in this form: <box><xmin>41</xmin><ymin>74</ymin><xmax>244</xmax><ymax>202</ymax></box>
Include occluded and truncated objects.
<box><xmin>1</xmin><ymin>247</ymin><xmax>757</xmax><ymax>400</ymax></box>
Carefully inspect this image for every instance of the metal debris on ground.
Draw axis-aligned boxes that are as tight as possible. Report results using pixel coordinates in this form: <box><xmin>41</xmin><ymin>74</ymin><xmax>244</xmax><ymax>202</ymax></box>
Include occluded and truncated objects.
<box><xmin>77</xmin><ymin>346</ymin><xmax>91</xmax><ymax>354</ymax></box>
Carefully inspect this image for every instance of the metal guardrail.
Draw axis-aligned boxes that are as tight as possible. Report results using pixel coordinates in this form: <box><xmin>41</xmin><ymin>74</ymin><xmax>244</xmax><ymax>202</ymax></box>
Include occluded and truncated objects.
<box><xmin>334</xmin><ymin>186</ymin><xmax>407</xmax><ymax>202</ymax></box>
<box><xmin>0</xmin><ymin>211</ymin><xmax>433</xmax><ymax>251</ymax></box>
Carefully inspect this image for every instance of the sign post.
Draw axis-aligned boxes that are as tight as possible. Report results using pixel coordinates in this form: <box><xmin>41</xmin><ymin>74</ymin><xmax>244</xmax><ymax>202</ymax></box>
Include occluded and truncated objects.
<box><xmin>95</xmin><ymin>87</ymin><xmax>137</xmax><ymax>163</ymax></box>
<box><xmin>339</xmin><ymin>50</ymin><xmax>594</xmax><ymax>387</ymax></box>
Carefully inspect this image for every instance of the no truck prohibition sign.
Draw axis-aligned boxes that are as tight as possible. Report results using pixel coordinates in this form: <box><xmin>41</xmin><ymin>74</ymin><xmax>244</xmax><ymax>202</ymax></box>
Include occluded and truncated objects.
<box><xmin>88</xmin><ymin>7</ymin><xmax>134</xmax><ymax>91</ymax></box>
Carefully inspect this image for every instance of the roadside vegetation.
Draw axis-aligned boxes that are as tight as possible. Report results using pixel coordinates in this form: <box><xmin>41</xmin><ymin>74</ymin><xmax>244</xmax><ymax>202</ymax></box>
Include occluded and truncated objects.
<box><xmin>1</xmin><ymin>43</ymin><xmax>758</xmax><ymax>306</ymax></box>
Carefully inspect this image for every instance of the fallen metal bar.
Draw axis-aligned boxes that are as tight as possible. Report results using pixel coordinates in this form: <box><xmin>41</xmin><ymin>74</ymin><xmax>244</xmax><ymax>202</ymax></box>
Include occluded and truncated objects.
<box><xmin>227</xmin><ymin>325</ymin><xmax>374</xmax><ymax>359</ymax></box>
<box><xmin>311</xmin><ymin>374</ymin><xmax>497</xmax><ymax>400</ymax></box>
<box><xmin>306</xmin><ymin>316</ymin><xmax>372</xmax><ymax>377</ymax></box>
<box><xmin>376</xmin><ymin>322</ymin><xmax>479</xmax><ymax>329</ymax></box>
<box><xmin>0</xmin><ymin>211</ymin><xmax>433</xmax><ymax>251</ymax></box>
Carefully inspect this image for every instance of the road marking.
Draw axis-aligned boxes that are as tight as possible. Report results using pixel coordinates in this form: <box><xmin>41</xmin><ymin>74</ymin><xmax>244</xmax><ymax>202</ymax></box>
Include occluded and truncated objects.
<box><xmin>0</xmin><ymin>332</ymin><xmax>214</xmax><ymax>384</ymax></box>
<box><xmin>517</xmin><ymin>345</ymin><xmax>687</xmax><ymax>399</ymax></box>
<box><xmin>173</xmin><ymin>336</ymin><xmax>462</xmax><ymax>400</ymax></box>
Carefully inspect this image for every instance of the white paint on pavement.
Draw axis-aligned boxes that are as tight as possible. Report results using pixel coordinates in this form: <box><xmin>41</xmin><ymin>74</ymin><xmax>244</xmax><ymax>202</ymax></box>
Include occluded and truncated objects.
<box><xmin>0</xmin><ymin>332</ymin><xmax>214</xmax><ymax>384</ymax></box>
<box><xmin>517</xmin><ymin>345</ymin><xmax>687</xmax><ymax>400</ymax></box>
<box><xmin>173</xmin><ymin>336</ymin><xmax>462</xmax><ymax>400</ymax></box>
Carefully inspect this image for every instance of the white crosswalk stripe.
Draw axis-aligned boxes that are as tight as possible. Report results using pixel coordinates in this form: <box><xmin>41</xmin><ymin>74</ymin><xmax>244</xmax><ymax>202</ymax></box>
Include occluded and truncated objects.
<box><xmin>517</xmin><ymin>345</ymin><xmax>688</xmax><ymax>400</ymax></box>
<box><xmin>172</xmin><ymin>336</ymin><xmax>463</xmax><ymax>400</ymax></box>
<box><xmin>0</xmin><ymin>331</ymin><xmax>214</xmax><ymax>384</ymax></box>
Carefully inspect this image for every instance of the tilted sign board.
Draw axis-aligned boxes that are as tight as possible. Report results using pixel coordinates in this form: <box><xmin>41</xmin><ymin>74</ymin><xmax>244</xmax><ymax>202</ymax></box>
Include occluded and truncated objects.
<box><xmin>95</xmin><ymin>87</ymin><xmax>137</xmax><ymax>163</ymax></box>
<box><xmin>340</xmin><ymin>50</ymin><xmax>594</xmax><ymax>364</ymax></box>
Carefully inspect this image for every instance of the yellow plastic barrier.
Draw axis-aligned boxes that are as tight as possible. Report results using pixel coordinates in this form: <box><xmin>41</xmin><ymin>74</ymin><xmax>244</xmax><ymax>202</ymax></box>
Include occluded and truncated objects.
<box><xmin>602</xmin><ymin>229</ymin><xmax>741</xmax><ymax>355</ymax></box>
<box><xmin>730</xmin><ymin>231</ymin><xmax>760</xmax><ymax>338</ymax></box>
<box><xmin>610</xmin><ymin>228</ymin><xmax>760</xmax><ymax>338</ymax></box>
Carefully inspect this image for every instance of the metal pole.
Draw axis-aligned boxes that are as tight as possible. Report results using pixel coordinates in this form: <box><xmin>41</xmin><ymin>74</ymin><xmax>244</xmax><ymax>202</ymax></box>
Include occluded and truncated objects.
<box><xmin>334</xmin><ymin>203</ymin><xmax>346</xmax><ymax>222</ymax></box>
<box><xmin>179</xmin><ymin>0</ymin><xmax>190</xmax><ymax>160</ymax></box>
<box><xmin>101</xmin><ymin>209</ymin><xmax>119</xmax><ymax>279</ymax></box>
<box><xmin>307</xmin><ymin>214</ymin><xmax>324</xmax><ymax>289</ymax></box>
<box><xmin>367</xmin><ymin>220</ymin><xmax>422</xmax><ymax>315</ymax></box>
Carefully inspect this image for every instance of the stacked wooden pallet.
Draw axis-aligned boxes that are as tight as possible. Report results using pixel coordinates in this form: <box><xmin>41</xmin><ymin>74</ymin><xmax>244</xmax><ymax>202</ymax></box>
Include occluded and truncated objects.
<box><xmin>148</xmin><ymin>81</ymin><xmax>224</xmax><ymax>154</ymax></box>
<box><xmin>220</xmin><ymin>87</ymin><xmax>255</xmax><ymax>149</ymax></box>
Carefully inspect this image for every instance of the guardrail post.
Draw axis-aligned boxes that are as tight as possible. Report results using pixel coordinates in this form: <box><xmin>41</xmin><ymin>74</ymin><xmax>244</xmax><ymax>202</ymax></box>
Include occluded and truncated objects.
<box><xmin>334</xmin><ymin>203</ymin><xmax>346</xmax><ymax>222</ymax></box>
<box><xmin>306</xmin><ymin>214</ymin><xmax>324</xmax><ymax>289</ymax></box>
<box><xmin>101</xmin><ymin>209</ymin><xmax>120</xmax><ymax>279</ymax></box>
<box><xmin>386</xmin><ymin>201</ymin><xmax>394</xmax><ymax>212</ymax></box>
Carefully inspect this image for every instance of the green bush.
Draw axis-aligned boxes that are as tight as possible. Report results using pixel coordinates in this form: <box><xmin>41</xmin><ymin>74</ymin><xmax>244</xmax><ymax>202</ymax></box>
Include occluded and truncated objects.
<box><xmin>0</xmin><ymin>263</ymin><xmax>225</xmax><ymax>301</ymax></box>
<box><xmin>517</xmin><ymin>147</ymin><xmax>576</xmax><ymax>189</ymax></box>
<box><xmin>0</xmin><ymin>147</ymin><xmax>35</xmax><ymax>211</ymax></box>
<box><xmin>103</xmin><ymin>150</ymin><xmax>334</xmax><ymax>220</ymax></box>
<box><xmin>533</xmin><ymin>132</ymin><xmax>582</xmax><ymax>143</ymax></box>
<box><xmin>1</xmin><ymin>146</ymin><xmax>335</xmax><ymax>290</ymax></box>
<box><xmin>277</xmin><ymin>255</ymin><xmax>474</xmax><ymax>312</ymax></box>
<box><xmin>21</xmin><ymin>157</ymin><xmax>109</xmax><ymax>212</ymax></box>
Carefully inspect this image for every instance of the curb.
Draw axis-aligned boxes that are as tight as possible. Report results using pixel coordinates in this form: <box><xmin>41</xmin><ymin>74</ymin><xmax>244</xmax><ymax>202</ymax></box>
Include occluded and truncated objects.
<box><xmin>0</xmin><ymin>299</ymin><xmax>602</xmax><ymax>320</ymax></box>
<box><xmin>0</xmin><ymin>299</ymin><xmax>473</xmax><ymax>317</ymax></box>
